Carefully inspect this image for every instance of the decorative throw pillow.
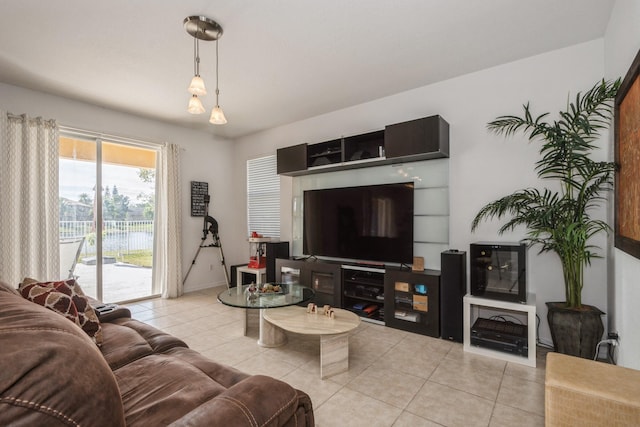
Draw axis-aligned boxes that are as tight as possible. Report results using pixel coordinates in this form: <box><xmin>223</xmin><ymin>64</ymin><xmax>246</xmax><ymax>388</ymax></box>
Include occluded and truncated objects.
<box><xmin>19</xmin><ymin>278</ymin><xmax>103</xmax><ymax>346</ymax></box>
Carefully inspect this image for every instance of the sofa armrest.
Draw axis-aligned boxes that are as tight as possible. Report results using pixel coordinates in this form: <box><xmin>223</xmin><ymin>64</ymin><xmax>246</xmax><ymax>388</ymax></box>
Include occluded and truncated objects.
<box><xmin>545</xmin><ymin>352</ymin><xmax>640</xmax><ymax>426</ymax></box>
<box><xmin>168</xmin><ymin>375</ymin><xmax>314</xmax><ymax>427</ymax></box>
<box><xmin>89</xmin><ymin>300</ymin><xmax>132</xmax><ymax>323</ymax></box>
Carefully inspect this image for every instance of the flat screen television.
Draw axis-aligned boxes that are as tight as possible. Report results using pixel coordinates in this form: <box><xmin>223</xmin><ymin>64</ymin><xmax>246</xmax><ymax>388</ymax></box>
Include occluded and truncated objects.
<box><xmin>303</xmin><ymin>182</ymin><xmax>414</xmax><ymax>264</ymax></box>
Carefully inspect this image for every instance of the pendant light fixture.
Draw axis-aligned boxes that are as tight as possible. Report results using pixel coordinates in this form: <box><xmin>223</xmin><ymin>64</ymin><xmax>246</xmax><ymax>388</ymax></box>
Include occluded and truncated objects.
<box><xmin>188</xmin><ymin>33</ymin><xmax>206</xmax><ymax>97</ymax></box>
<box><xmin>184</xmin><ymin>16</ymin><xmax>227</xmax><ymax>124</ymax></box>
<box><xmin>209</xmin><ymin>39</ymin><xmax>227</xmax><ymax>124</ymax></box>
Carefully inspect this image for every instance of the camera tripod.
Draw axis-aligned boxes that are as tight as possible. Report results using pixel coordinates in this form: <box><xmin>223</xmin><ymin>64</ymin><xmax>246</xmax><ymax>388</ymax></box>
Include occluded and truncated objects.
<box><xmin>183</xmin><ymin>195</ymin><xmax>230</xmax><ymax>291</ymax></box>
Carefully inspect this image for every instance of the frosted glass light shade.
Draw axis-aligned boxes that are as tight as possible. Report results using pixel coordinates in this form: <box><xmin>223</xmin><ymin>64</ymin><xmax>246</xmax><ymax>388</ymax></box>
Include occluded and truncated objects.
<box><xmin>209</xmin><ymin>106</ymin><xmax>227</xmax><ymax>124</ymax></box>
<box><xmin>188</xmin><ymin>76</ymin><xmax>207</xmax><ymax>96</ymax></box>
<box><xmin>187</xmin><ymin>95</ymin><xmax>205</xmax><ymax>114</ymax></box>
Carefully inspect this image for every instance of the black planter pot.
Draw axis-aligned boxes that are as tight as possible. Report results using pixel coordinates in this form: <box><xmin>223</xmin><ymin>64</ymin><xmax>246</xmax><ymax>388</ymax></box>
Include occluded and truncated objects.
<box><xmin>546</xmin><ymin>302</ymin><xmax>605</xmax><ymax>360</ymax></box>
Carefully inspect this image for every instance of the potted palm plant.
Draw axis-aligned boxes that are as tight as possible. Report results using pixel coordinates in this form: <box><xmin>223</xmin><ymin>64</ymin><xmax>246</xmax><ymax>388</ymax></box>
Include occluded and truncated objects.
<box><xmin>471</xmin><ymin>79</ymin><xmax>620</xmax><ymax>359</ymax></box>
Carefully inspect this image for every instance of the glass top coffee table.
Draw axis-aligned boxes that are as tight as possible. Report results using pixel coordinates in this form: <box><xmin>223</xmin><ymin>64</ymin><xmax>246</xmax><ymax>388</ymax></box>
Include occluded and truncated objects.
<box><xmin>217</xmin><ymin>283</ymin><xmax>314</xmax><ymax>347</ymax></box>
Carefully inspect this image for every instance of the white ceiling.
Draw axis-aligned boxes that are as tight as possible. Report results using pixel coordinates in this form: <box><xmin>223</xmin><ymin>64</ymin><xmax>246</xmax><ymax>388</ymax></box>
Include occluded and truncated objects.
<box><xmin>0</xmin><ymin>0</ymin><xmax>615</xmax><ymax>139</ymax></box>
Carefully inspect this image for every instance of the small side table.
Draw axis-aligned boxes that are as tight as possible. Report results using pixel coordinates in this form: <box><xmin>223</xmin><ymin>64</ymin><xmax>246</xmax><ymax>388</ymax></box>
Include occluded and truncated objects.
<box><xmin>235</xmin><ymin>266</ymin><xmax>266</xmax><ymax>295</ymax></box>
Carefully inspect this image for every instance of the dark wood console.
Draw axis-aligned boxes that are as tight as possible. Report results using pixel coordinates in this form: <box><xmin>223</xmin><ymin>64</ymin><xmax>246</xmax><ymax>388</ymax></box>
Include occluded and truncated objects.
<box><xmin>275</xmin><ymin>257</ymin><xmax>441</xmax><ymax>336</ymax></box>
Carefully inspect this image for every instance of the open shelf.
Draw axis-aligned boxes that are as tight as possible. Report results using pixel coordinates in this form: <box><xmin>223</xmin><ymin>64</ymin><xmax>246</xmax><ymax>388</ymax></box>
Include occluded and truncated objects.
<box><xmin>342</xmin><ymin>266</ymin><xmax>385</xmax><ymax>323</ymax></box>
<box><xmin>307</xmin><ymin>139</ymin><xmax>343</xmax><ymax>168</ymax></box>
<box><xmin>384</xmin><ymin>268</ymin><xmax>440</xmax><ymax>337</ymax></box>
<box><xmin>463</xmin><ymin>294</ymin><xmax>537</xmax><ymax>367</ymax></box>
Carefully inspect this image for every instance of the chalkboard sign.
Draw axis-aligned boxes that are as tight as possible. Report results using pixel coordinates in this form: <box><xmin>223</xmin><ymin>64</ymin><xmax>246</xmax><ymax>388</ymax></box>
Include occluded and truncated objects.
<box><xmin>191</xmin><ymin>181</ymin><xmax>209</xmax><ymax>216</ymax></box>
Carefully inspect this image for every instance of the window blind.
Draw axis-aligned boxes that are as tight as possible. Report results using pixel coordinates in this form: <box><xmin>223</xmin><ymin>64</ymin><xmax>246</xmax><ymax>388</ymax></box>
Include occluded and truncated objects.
<box><xmin>247</xmin><ymin>155</ymin><xmax>280</xmax><ymax>238</ymax></box>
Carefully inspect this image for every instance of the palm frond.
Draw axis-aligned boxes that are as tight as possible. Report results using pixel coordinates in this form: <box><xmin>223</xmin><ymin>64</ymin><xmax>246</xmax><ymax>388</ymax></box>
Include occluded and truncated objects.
<box><xmin>475</xmin><ymin>79</ymin><xmax>620</xmax><ymax>308</ymax></box>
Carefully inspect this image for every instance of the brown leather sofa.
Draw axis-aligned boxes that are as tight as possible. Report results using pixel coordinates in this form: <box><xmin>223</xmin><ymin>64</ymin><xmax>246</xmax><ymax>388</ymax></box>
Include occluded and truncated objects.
<box><xmin>0</xmin><ymin>281</ymin><xmax>314</xmax><ymax>426</ymax></box>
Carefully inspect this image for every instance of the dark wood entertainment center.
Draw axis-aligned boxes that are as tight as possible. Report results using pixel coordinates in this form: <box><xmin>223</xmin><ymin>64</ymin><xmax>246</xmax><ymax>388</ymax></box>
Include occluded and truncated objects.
<box><xmin>275</xmin><ymin>258</ymin><xmax>441</xmax><ymax>337</ymax></box>
<box><xmin>275</xmin><ymin>114</ymin><xmax>450</xmax><ymax>337</ymax></box>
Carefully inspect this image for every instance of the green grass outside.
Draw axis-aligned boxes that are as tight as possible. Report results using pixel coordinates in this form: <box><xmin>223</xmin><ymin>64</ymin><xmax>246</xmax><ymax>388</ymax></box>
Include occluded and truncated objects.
<box><xmin>81</xmin><ymin>250</ymin><xmax>153</xmax><ymax>268</ymax></box>
<box><xmin>118</xmin><ymin>250</ymin><xmax>153</xmax><ymax>267</ymax></box>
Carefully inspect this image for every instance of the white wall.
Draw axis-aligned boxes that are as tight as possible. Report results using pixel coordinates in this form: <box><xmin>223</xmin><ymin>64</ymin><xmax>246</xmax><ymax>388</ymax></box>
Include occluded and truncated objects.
<box><xmin>0</xmin><ymin>83</ymin><xmax>245</xmax><ymax>293</ymax></box>
<box><xmin>234</xmin><ymin>40</ymin><xmax>607</xmax><ymax>344</ymax></box>
<box><xmin>604</xmin><ymin>0</ymin><xmax>640</xmax><ymax>369</ymax></box>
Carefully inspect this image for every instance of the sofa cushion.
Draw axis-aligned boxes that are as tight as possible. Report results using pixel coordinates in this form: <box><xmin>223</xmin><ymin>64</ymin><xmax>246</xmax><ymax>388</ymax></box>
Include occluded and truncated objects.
<box><xmin>96</xmin><ymin>315</ymin><xmax>314</xmax><ymax>427</ymax></box>
<box><xmin>19</xmin><ymin>277</ymin><xmax>103</xmax><ymax>345</ymax></box>
<box><xmin>0</xmin><ymin>283</ymin><xmax>125</xmax><ymax>426</ymax></box>
<box><xmin>100</xmin><ymin>318</ymin><xmax>189</xmax><ymax>371</ymax></box>
<box><xmin>167</xmin><ymin>374</ymin><xmax>309</xmax><ymax>427</ymax></box>
<box><xmin>113</xmin><ymin>346</ymin><xmax>312</xmax><ymax>427</ymax></box>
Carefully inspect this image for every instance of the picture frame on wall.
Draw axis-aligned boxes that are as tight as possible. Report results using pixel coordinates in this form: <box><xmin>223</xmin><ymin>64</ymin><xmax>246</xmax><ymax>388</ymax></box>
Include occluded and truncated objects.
<box><xmin>614</xmin><ymin>48</ymin><xmax>640</xmax><ymax>260</ymax></box>
<box><xmin>190</xmin><ymin>181</ymin><xmax>209</xmax><ymax>217</ymax></box>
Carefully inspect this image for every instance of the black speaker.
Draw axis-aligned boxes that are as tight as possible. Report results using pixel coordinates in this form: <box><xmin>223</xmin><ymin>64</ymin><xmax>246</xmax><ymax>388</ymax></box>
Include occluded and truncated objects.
<box><xmin>440</xmin><ymin>250</ymin><xmax>467</xmax><ymax>342</ymax></box>
<box><xmin>265</xmin><ymin>241</ymin><xmax>290</xmax><ymax>282</ymax></box>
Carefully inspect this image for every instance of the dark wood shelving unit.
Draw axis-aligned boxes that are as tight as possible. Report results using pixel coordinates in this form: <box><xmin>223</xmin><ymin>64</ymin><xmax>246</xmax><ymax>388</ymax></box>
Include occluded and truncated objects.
<box><xmin>342</xmin><ymin>267</ymin><xmax>385</xmax><ymax>324</ymax></box>
<box><xmin>276</xmin><ymin>258</ymin><xmax>446</xmax><ymax>334</ymax></box>
<box><xmin>384</xmin><ymin>267</ymin><xmax>440</xmax><ymax>337</ymax></box>
<box><xmin>343</xmin><ymin>130</ymin><xmax>384</xmax><ymax>162</ymax></box>
<box><xmin>306</xmin><ymin>139</ymin><xmax>343</xmax><ymax>168</ymax></box>
<box><xmin>276</xmin><ymin>115</ymin><xmax>449</xmax><ymax>176</ymax></box>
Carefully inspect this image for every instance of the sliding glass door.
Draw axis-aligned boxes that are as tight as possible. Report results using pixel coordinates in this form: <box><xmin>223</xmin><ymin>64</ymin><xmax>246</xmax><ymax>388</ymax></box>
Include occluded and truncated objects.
<box><xmin>59</xmin><ymin>134</ymin><xmax>158</xmax><ymax>302</ymax></box>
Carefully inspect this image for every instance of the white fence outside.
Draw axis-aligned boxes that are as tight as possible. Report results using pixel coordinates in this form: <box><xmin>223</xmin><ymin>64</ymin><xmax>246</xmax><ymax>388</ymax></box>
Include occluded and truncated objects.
<box><xmin>60</xmin><ymin>220</ymin><xmax>154</xmax><ymax>256</ymax></box>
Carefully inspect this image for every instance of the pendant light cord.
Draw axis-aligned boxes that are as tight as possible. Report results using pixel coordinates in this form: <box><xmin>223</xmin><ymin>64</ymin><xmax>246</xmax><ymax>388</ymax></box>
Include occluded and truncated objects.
<box><xmin>215</xmin><ymin>39</ymin><xmax>220</xmax><ymax>106</ymax></box>
<box><xmin>193</xmin><ymin>30</ymin><xmax>200</xmax><ymax>77</ymax></box>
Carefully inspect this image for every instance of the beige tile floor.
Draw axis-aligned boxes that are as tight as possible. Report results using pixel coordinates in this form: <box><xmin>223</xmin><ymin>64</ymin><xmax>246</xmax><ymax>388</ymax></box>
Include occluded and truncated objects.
<box><xmin>123</xmin><ymin>286</ymin><xmax>548</xmax><ymax>427</ymax></box>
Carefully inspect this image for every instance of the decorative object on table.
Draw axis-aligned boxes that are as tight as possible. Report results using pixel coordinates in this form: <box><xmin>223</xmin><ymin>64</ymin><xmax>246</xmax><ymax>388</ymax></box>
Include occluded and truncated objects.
<box><xmin>615</xmin><ymin>48</ymin><xmax>640</xmax><ymax>260</ymax></box>
<box><xmin>247</xmin><ymin>232</ymin><xmax>271</xmax><ymax>268</ymax></box>
<box><xmin>307</xmin><ymin>303</ymin><xmax>317</xmax><ymax>314</ymax></box>
<box><xmin>322</xmin><ymin>305</ymin><xmax>335</xmax><ymax>318</ymax></box>
<box><xmin>394</xmin><ymin>281</ymin><xmax>410</xmax><ymax>292</ymax></box>
<box><xmin>258</xmin><ymin>283</ymin><xmax>283</xmax><ymax>294</ymax></box>
<box><xmin>412</xmin><ymin>256</ymin><xmax>424</xmax><ymax>272</ymax></box>
<box><xmin>245</xmin><ymin>283</ymin><xmax>258</xmax><ymax>303</ymax></box>
<box><xmin>471</xmin><ymin>79</ymin><xmax>620</xmax><ymax>360</ymax></box>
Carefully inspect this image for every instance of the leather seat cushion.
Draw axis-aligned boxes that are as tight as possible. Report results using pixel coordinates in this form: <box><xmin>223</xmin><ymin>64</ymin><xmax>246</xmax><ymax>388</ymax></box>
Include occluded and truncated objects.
<box><xmin>99</xmin><ymin>318</ymin><xmax>188</xmax><ymax>370</ymax></box>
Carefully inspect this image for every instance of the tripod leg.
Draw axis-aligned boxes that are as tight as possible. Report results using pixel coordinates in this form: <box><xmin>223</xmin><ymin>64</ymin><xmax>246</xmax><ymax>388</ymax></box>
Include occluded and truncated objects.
<box><xmin>183</xmin><ymin>243</ymin><xmax>204</xmax><ymax>285</ymax></box>
<box><xmin>215</xmin><ymin>235</ymin><xmax>231</xmax><ymax>293</ymax></box>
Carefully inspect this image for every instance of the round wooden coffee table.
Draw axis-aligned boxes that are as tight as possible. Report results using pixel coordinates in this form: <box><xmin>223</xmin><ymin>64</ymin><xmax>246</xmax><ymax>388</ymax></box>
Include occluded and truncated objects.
<box><xmin>263</xmin><ymin>306</ymin><xmax>360</xmax><ymax>379</ymax></box>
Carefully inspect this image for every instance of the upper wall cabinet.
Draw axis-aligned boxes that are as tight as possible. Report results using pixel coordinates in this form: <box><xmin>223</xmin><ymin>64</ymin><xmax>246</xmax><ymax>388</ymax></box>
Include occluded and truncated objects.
<box><xmin>276</xmin><ymin>143</ymin><xmax>307</xmax><ymax>175</ymax></box>
<box><xmin>384</xmin><ymin>115</ymin><xmax>449</xmax><ymax>161</ymax></box>
<box><xmin>277</xmin><ymin>115</ymin><xmax>449</xmax><ymax>176</ymax></box>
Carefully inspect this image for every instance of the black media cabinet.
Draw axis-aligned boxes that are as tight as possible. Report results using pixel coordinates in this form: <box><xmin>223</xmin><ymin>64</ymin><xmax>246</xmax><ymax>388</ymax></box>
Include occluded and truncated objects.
<box><xmin>384</xmin><ymin>267</ymin><xmax>440</xmax><ymax>337</ymax></box>
<box><xmin>275</xmin><ymin>258</ymin><xmax>441</xmax><ymax>337</ymax></box>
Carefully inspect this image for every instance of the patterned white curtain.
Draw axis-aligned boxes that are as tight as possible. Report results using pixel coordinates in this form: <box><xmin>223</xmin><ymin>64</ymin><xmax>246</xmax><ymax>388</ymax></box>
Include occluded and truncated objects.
<box><xmin>155</xmin><ymin>143</ymin><xmax>183</xmax><ymax>298</ymax></box>
<box><xmin>0</xmin><ymin>111</ymin><xmax>59</xmax><ymax>285</ymax></box>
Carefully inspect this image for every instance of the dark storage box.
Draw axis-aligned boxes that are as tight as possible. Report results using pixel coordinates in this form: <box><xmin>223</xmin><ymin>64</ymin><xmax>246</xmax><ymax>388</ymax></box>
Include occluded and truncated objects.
<box><xmin>470</xmin><ymin>242</ymin><xmax>527</xmax><ymax>303</ymax></box>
